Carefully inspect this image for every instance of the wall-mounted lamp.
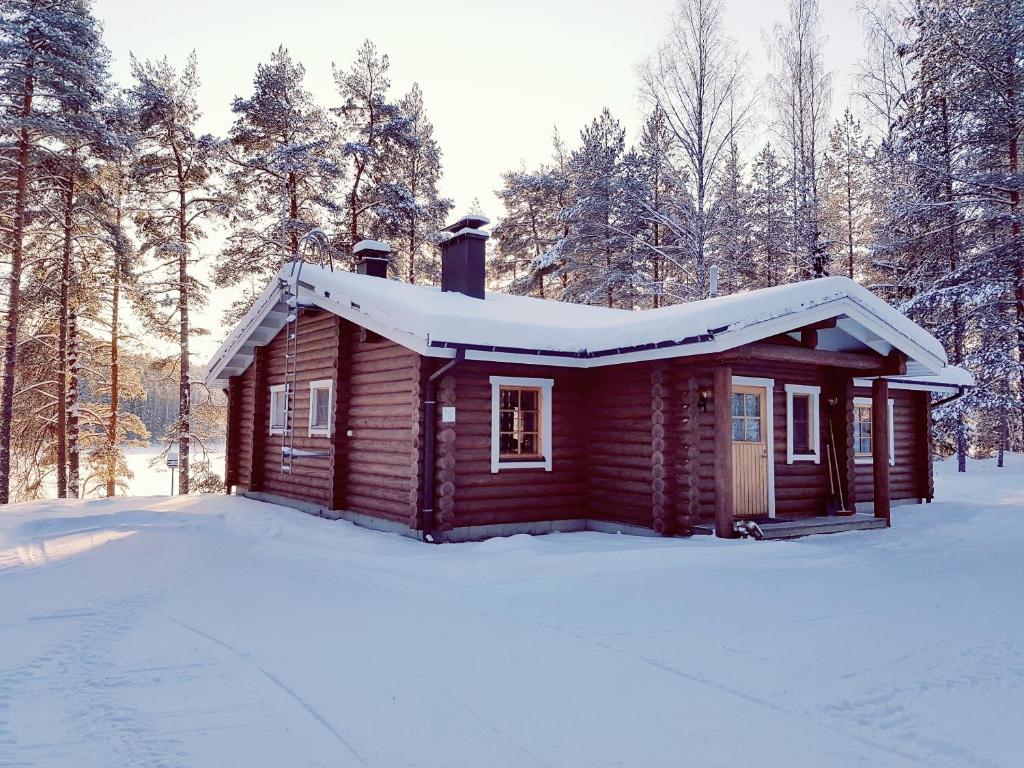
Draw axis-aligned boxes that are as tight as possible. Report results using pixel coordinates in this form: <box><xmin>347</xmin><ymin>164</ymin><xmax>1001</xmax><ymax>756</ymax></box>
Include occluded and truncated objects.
<box><xmin>698</xmin><ymin>387</ymin><xmax>712</xmax><ymax>412</ymax></box>
<box><xmin>826</xmin><ymin>395</ymin><xmax>839</xmax><ymax>408</ymax></box>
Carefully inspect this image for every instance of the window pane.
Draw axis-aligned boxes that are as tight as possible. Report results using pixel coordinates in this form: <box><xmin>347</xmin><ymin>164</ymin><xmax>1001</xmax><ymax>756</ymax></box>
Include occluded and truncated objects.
<box><xmin>314</xmin><ymin>388</ymin><xmax>329</xmax><ymax>426</ymax></box>
<box><xmin>500</xmin><ymin>388</ymin><xmax>517</xmax><ymax>409</ymax></box>
<box><xmin>731</xmin><ymin>393</ymin><xmax>743</xmax><ymax>416</ymax></box>
<box><xmin>745</xmin><ymin>393</ymin><xmax>760</xmax><ymax>417</ymax></box>
<box><xmin>746</xmin><ymin>418</ymin><xmax>762</xmax><ymax>442</ymax></box>
<box><xmin>520</xmin><ymin>433</ymin><xmax>538</xmax><ymax>455</ymax></box>
<box><xmin>499</xmin><ymin>433</ymin><xmax>518</xmax><ymax>453</ymax></box>
<box><xmin>792</xmin><ymin>395</ymin><xmax>810</xmax><ymax>454</ymax></box>
<box><xmin>732</xmin><ymin>418</ymin><xmax>744</xmax><ymax>441</ymax></box>
<box><xmin>499</xmin><ymin>410</ymin><xmax>515</xmax><ymax>432</ymax></box>
<box><xmin>522</xmin><ymin>411</ymin><xmax>538</xmax><ymax>432</ymax></box>
<box><xmin>519</xmin><ymin>389</ymin><xmax>538</xmax><ymax>411</ymax></box>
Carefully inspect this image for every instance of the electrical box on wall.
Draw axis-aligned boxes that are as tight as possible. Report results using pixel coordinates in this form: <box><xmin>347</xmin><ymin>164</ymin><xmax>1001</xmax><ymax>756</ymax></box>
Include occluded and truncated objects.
<box><xmin>441</xmin><ymin>406</ymin><xmax>456</xmax><ymax>423</ymax></box>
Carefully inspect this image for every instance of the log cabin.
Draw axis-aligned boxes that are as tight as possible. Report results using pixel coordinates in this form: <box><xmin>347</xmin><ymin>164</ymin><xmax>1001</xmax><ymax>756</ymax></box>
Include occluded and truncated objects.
<box><xmin>206</xmin><ymin>216</ymin><xmax>972</xmax><ymax>542</ymax></box>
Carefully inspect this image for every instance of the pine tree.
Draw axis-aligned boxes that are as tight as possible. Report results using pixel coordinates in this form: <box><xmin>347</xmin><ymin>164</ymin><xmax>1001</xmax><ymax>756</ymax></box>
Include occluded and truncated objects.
<box><xmin>128</xmin><ymin>53</ymin><xmax>222</xmax><ymax>494</ymax></box>
<box><xmin>215</xmin><ymin>46</ymin><xmax>342</xmax><ymax>320</ymax></box>
<box><xmin>558</xmin><ymin>109</ymin><xmax>638</xmax><ymax>308</ymax></box>
<box><xmin>821</xmin><ymin>109</ymin><xmax>873</xmax><ymax>280</ymax></box>
<box><xmin>333</xmin><ymin>40</ymin><xmax>415</xmax><ymax>266</ymax></box>
<box><xmin>747</xmin><ymin>143</ymin><xmax>791</xmax><ymax>288</ymax></box>
<box><xmin>377</xmin><ymin>83</ymin><xmax>452</xmax><ymax>284</ymax></box>
<box><xmin>0</xmin><ymin>0</ymin><xmax>109</xmax><ymax>503</ymax></box>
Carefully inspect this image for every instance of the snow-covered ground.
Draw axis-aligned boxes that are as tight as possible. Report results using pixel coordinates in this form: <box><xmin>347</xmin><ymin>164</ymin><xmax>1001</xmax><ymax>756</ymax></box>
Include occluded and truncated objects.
<box><xmin>123</xmin><ymin>445</ymin><xmax>225</xmax><ymax>497</ymax></box>
<box><xmin>0</xmin><ymin>457</ymin><xmax>1021</xmax><ymax>767</ymax></box>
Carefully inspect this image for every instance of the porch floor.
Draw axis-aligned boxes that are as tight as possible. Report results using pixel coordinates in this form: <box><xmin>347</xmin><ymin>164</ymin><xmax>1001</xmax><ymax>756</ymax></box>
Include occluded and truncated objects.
<box><xmin>695</xmin><ymin>513</ymin><xmax>887</xmax><ymax>539</ymax></box>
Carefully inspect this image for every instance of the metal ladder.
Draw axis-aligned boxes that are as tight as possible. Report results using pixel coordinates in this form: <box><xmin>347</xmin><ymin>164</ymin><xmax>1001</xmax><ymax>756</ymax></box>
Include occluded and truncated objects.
<box><xmin>279</xmin><ymin>260</ymin><xmax>303</xmax><ymax>474</ymax></box>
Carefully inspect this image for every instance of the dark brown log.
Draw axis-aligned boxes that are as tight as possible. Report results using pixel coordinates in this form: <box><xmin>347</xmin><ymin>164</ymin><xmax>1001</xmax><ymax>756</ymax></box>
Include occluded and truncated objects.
<box><xmin>713</xmin><ymin>366</ymin><xmax>735</xmax><ymax>538</ymax></box>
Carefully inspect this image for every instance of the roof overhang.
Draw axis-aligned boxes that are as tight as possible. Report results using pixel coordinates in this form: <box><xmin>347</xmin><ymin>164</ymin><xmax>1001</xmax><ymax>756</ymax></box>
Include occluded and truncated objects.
<box><xmin>205</xmin><ymin>266</ymin><xmax>973</xmax><ymax>392</ymax></box>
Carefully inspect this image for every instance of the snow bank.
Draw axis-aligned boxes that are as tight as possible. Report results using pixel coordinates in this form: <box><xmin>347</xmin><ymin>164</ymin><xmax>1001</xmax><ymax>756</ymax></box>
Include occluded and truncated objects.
<box><xmin>1</xmin><ymin>463</ymin><xmax>1021</xmax><ymax>766</ymax></box>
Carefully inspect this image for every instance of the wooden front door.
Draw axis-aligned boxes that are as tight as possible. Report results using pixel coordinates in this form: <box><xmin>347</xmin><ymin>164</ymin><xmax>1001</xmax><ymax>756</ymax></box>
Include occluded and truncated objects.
<box><xmin>731</xmin><ymin>385</ymin><xmax>770</xmax><ymax>517</ymax></box>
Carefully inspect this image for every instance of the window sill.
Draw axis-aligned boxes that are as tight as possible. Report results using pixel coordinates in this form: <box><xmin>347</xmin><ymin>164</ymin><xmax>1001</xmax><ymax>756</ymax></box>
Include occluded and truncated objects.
<box><xmin>787</xmin><ymin>454</ymin><xmax>819</xmax><ymax>464</ymax></box>
<box><xmin>308</xmin><ymin>427</ymin><xmax>331</xmax><ymax>438</ymax></box>
<box><xmin>269</xmin><ymin>428</ymin><xmax>286</xmax><ymax>437</ymax></box>
<box><xmin>855</xmin><ymin>455</ymin><xmax>896</xmax><ymax>466</ymax></box>
<box><xmin>493</xmin><ymin>460</ymin><xmax>550</xmax><ymax>472</ymax></box>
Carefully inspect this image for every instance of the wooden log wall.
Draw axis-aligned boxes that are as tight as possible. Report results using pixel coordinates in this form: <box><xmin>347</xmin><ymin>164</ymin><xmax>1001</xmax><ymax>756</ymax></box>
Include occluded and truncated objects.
<box><xmin>255</xmin><ymin>311</ymin><xmax>340</xmax><ymax>508</ymax></box>
<box><xmin>585</xmin><ymin>363</ymin><xmax>661</xmax><ymax>528</ymax></box>
<box><xmin>444</xmin><ymin>362</ymin><xmax>587</xmax><ymax>529</ymax></box>
<box><xmin>344</xmin><ymin>332</ymin><xmax>422</xmax><ymax>524</ymax></box>
<box><xmin>854</xmin><ymin>387</ymin><xmax>931</xmax><ymax>503</ymax></box>
<box><xmin>233</xmin><ymin>363</ymin><xmax>256</xmax><ymax>490</ymax></box>
<box><xmin>672</xmin><ymin>370</ymin><xmax>701</xmax><ymax>531</ymax></box>
<box><xmin>650</xmin><ymin>363</ymin><xmax>673</xmax><ymax>534</ymax></box>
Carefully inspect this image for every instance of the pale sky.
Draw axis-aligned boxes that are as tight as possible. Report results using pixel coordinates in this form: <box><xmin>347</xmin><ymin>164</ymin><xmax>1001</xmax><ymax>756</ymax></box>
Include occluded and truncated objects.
<box><xmin>93</xmin><ymin>0</ymin><xmax>867</xmax><ymax>359</ymax></box>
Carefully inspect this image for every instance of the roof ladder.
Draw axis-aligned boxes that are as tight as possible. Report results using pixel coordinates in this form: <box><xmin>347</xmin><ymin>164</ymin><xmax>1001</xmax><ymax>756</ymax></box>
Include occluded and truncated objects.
<box><xmin>279</xmin><ymin>267</ymin><xmax>302</xmax><ymax>475</ymax></box>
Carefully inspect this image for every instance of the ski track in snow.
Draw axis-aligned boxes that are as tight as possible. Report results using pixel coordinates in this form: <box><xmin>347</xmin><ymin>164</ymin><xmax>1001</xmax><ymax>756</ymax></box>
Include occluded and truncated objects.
<box><xmin>0</xmin><ymin>455</ymin><xmax>1022</xmax><ymax>767</ymax></box>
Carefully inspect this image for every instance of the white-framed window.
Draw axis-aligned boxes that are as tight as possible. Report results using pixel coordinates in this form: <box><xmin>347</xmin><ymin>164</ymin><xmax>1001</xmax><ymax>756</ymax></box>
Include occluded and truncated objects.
<box><xmin>784</xmin><ymin>383</ymin><xmax>821</xmax><ymax>464</ymax></box>
<box><xmin>853</xmin><ymin>396</ymin><xmax>895</xmax><ymax>465</ymax></box>
<box><xmin>308</xmin><ymin>379</ymin><xmax>334</xmax><ymax>437</ymax></box>
<box><xmin>489</xmin><ymin>376</ymin><xmax>553</xmax><ymax>473</ymax></box>
<box><xmin>269</xmin><ymin>384</ymin><xmax>288</xmax><ymax>436</ymax></box>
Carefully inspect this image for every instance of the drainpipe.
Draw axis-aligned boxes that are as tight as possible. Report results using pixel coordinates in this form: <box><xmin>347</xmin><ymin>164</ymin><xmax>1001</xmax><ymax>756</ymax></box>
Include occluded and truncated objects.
<box><xmin>422</xmin><ymin>348</ymin><xmax>466</xmax><ymax>542</ymax></box>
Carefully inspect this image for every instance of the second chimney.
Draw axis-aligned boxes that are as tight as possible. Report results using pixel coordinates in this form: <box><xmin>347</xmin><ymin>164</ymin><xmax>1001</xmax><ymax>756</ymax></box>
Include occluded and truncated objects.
<box><xmin>440</xmin><ymin>215</ymin><xmax>489</xmax><ymax>299</ymax></box>
<box><xmin>354</xmin><ymin>239</ymin><xmax>391</xmax><ymax>278</ymax></box>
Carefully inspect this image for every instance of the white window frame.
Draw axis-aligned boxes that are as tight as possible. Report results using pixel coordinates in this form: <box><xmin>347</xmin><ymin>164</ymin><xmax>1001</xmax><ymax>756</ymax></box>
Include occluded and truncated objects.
<box><xmin>269</xmin><ymin>384</ymin><xmax>287</xmax><ymax>436</ymax></box>
<box><xmin>853</xmin><ymin>396</ymin><xmax>895</xmax><ymax>466</ymax></box>
<box><xmin>308</xmin><ymin>379</ymin><xmax>334</xmax><ymax>437</ymax></box>
<box><xmin>490</xmin><ymin>376</ymin><xmax>553</xmax><ymax>473</ymax></box>
<box><xmin>784</xmin><ymin>384</ymin><xmax>821</xmax><ymax>464</ymax></box>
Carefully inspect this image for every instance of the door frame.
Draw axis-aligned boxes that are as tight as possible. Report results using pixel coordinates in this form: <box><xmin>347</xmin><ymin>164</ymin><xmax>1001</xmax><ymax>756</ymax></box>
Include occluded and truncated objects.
<box><xmin>731</xmin><ymin>375</ymin><xmax>776</xmax><ymax>518</ymax></box>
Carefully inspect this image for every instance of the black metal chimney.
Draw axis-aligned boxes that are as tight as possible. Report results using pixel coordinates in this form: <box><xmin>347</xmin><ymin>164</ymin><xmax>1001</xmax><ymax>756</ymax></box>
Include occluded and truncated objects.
<box><xmin>354</xmin><ymin>239</ymin><xmax>390</xmax><ymax>278</ymax></box>
<box><xmin>440</xmin><ymin>214</ymin><xmax>489</xmax><ymax>299</ymax></box>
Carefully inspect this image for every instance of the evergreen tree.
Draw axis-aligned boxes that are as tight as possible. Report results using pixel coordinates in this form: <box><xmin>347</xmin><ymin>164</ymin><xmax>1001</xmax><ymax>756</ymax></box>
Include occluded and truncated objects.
<box><xmin>128</xmin><ymin>53</ymin><xmax>222</xmax><ymax>494</ymax></box>
<box><xmin>558</xmin><ymin>109</ymin><xmax>637</xmax><ymax>308</ymax></box>
<box><xmin>821</xmin><ymin>109</ymin><xmax>873</xmax><ymax>280</ymax></box>
<box><xmin>747</xmin><ymin>143</ymin><xmax>791</xmax><ymax>288</ymax></box>
<box><xmin>215</xmin><ymin>46</ymin><xmax>342</xmax><ymax>321</ymax></box>
<box><xmin>0</xmin><ymin>0</ymin><xmax>109</xmax><ymax>503</ymax></box>
<box><xmin>376</xmin><ymin>83</ymin><xmax>452</xmax><ymax>284</ymax></box>
<box><xmin>333</xmin><ymin>40</ymin><xmax>415</xmax><ymax>266</ymax></box>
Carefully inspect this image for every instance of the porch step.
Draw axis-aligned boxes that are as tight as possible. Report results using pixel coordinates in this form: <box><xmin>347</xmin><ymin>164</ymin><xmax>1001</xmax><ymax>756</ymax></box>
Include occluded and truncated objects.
<box><xmin>693</xmin><ymin>513</ymin><xmax>887</xmax><ymax>539</ymax></box>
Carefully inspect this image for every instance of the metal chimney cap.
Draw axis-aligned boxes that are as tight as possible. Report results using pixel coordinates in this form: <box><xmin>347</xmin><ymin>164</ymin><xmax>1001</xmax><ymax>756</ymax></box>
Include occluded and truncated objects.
<box><xmin>444</xmin><ymin>214</ymin><xmax>490</xmax><ymax>234</ymax></box>
<box><xmin>353</xmin><ymin>239</ymin><xmax>391</xmax><ymax>255</ymax></box>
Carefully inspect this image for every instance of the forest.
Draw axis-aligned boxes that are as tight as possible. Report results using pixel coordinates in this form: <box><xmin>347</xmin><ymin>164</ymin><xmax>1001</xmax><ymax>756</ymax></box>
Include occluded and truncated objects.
<box><xmin>0</xmin><ymin>0</ymin><xmax>1021</xmax><ymax>503</ymax></box>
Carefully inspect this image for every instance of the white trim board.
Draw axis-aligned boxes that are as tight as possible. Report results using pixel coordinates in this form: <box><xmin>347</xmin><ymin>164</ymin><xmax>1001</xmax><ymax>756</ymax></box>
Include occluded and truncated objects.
<box><xmin>853</xmin><ymin>396</ymin><xmax>896</xmax><ymax>466</ymax></box>
<box><xmin>784</xmin><ymin>383</ymin><xmax>821</xmax><ymax>464</ymax></box>
<box><xmin>731</xmin><ymin>375</ymin><xmax>777</xmax><ymax>518</ymax></box>
<box><xmin>308</xmin><ymin>378</ymin><xmax>334</xmax><ymax>437</ymax></box>
<box><xmin>489</xmin><ymin>376</ymin><xmax>554</xmax><ymax>473</ymax></box>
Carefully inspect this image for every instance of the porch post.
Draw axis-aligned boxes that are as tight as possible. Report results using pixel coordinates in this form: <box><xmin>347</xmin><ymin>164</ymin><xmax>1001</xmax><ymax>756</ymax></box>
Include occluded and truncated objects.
<box><xmin>872</xmin><ymin>378</ymin><xmax>891</xmax><ymax>524</ymax></box>
<box><xmin>713</xmin><ymin>366</ymin><xmax>735</xmax><ymax>538</ymax></box>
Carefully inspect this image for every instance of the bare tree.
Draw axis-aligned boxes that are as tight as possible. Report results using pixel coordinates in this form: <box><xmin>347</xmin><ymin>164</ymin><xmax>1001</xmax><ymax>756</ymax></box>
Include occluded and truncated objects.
<box><xmin>638</xmin><ymin>0</ymin><xmax>751</xmax><ymax>299</ymax></box>
<box><xmin>769</xmin><ymin>0</ymin><xmax>833</xmax><ymax>278</ymax></box>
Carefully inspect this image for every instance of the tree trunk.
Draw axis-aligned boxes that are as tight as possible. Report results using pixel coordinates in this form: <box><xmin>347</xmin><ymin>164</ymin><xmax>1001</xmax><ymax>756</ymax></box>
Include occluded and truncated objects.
<box><xmin>178</xmin><ymin>188</ymin><xmax>191</xmax><ymax>495</ymax></box>
<box><xmin>106</xmin><ymin>261</ymin><xmax>120</xmax><ymax>497</ymax></box>
<box><xmin>67</xmin><ymin>306</ymin><xmax>80</xmax><ymax>498</ymax></box>
<box><xmin>0</xmin><ymin>66</ymin><xmax>34</xmax><ymax>505</ymax></box>
<box><xmin>56</xmin><ymin>166</ymin><xmax>76</xmax><ymax>497</ymax></box>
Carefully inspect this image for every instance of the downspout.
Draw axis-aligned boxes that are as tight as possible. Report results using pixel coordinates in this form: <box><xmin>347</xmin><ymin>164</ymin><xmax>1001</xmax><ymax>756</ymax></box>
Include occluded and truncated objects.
<box><xmin>422</xmin><ymin>348</ymin><xmax>466</xmax><ymax>542</ymax></box>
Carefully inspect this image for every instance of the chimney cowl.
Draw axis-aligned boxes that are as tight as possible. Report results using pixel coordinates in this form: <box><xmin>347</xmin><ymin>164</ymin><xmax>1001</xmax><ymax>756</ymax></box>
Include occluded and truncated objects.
<box><xmin>439</xmin><ymin>213</ymin><xmax>489</xmax><ymax>299</ymax></box>
<box><xmin>354</xmin><ymin>239</ymin><xmax>390</xmax><ymax>278</ymax></box>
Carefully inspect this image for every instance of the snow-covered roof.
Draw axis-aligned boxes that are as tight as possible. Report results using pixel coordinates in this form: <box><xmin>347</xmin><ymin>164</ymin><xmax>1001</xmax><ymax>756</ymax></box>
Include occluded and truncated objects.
<box><xmin>205</xmin><ymin>264</ymin><xmax>973</xmax><ymax>390</ymax></box>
